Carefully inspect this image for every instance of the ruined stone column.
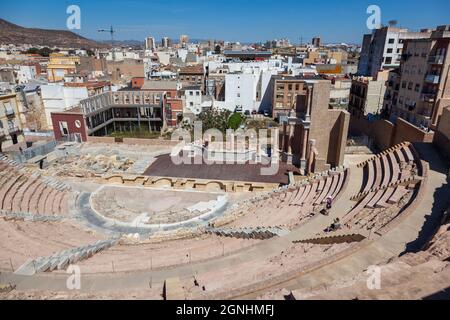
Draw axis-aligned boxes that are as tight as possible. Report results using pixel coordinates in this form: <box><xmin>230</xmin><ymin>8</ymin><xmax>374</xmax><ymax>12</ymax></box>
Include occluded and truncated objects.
<box><xmin>288</xmin><ymin>123</ymin><xmax>294</xmax><ymax>154</ymax></box>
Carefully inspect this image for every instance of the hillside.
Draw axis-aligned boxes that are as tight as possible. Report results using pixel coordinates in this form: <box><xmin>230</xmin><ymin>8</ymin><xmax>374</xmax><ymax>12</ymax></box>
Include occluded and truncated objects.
<box><xmin>0</xmin><ymin>18</ymin><xmax>107</xmax><ymax>49</ymax></box>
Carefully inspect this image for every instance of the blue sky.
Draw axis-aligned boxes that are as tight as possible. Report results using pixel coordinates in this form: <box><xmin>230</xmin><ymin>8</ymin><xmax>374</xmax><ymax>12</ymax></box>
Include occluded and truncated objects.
<box><xmin>1</xmin><ymin>0</ymin><xmax>449</xmax><ymax>44</ymax></box>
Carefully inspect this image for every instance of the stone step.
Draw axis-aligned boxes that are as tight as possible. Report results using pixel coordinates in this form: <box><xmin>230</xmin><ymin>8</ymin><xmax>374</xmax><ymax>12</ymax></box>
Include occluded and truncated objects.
<box><xmin>14</xmin><ymin>239</ymin><xmax>119</xmax><ymax>275</ymax></box>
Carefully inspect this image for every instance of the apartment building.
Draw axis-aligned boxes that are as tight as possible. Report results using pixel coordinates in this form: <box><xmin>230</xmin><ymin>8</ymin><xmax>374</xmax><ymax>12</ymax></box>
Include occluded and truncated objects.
<box><xmin>384</xmin><ymin>25</ymin><xmax>450</xmax><ymax>129</ymax></box>
<box><xmin>145</xmin><ymin>36</ymin><xmax>156</xmax><ymax>51</ymax></box>
<box><xmin>358</xmin><ymin>26</ymin><xmax>432</xmax><ymax>78</ymax></box>
<box><xmin>0</xmin><ymin>93</ymin><xmax>25</xmax><ymax>151</ymax></box>
<box><xmin>312</xmin><ymin>36</ymin><xmax>321</xmax><ymax>47</ymax></box>
<box><xmin>348</xmin><ymin>70</ymin><xmax>389</xmax><ymax>118</ymax></box>
<box><xmin>47</xmin><ymin>53</ymin><xmax>80</xmax><ymax>82</ymax></box>
<box><xmin>162</xmin><ymin>37</ymin><xmax>172</xmax><ymax>49</ymax></box>
<box><xmin>178</xmin><ymin>65</ymin><xmax>205</xmax><ymax>92</ymax></box>
<box><xmin>180</xmin><ymin>35</ymin><xmax>189</xmax><ymax>47</ymax></box>
<box><xmin>271</xmin><ymin>75</ymin><xmax>323</xmax><ymax>120</ymax></box>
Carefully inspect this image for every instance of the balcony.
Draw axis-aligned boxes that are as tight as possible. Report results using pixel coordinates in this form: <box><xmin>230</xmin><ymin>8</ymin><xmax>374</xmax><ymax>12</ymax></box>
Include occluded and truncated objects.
<box><xmin>428</xmin><ymin>55</ymin><xmax>445</xmax><ymax>65</ymax></box>
<box><xmin>417</xmin><ymin>108</ymin><xmax>433</xmax><ymax>118</ymax></box>
<box><xmin>5</xmin><ymin>107</ymin><xmax>15</xmax><ymax>116</ymax></box>
<box><xmin>425</xmin><ymin>74</ymin><xmax>440</xmax><ymax>84</ymax></box>
<box><xmin>8</xmin><ymin>125</ymin><xmax>21</xmax><ymax>134</ymax></box>
<box><xmin>420</xmin><ymin>93</ymin><xmax>436</xmax><ymax>103</ymax></box>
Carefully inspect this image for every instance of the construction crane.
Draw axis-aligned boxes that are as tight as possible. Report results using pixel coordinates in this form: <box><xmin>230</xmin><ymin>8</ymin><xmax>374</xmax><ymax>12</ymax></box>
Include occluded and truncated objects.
<box><xmin>98</xmin><ymin>26</ymin><xmax>117</xmax><ymax>60</ymax></box>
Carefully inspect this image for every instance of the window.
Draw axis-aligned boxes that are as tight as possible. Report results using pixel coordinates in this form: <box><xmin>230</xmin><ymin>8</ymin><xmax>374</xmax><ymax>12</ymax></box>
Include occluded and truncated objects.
<box><xmin>190</xmin><ymin>91</ymin><xmax>193</xmax><ymax>96</ymax></box>
<box><xmin>196</xmin><ymin>91</ymin><xmax>200</xmax><ymax>96</ymax></box>
<box><xmin>408</xmin><ymin>82</ymin><xmax>413</xmax><ymax>90</ymax></box>
<box><xmin>387</xmin><ymin>48</ymin><xmax>393</xmax><ymax>54</ymax></box>
<box><xmin>59</xmin><ymin>121</ymin><xmax>69</xmax><ymax>136</ymax></box>
<box><xmin>189</xmin><ymin>102</ymin><xmax>194</xmax><ymax>106</ymax></box>
<box><xmin>402</xmin><ymin>81</ymin><xmax>407</xmax><ymax>89</ymax></box>
<box><xmin>415</xmin><ymin>84</ymin><xmax>420</xmax><ymax>92</ymax></box>
<box><xmin>388</xmin><ymin>38</ymin><xmax>395</xmax><ymax>44</ymax></box>
<box><xmin>237</xmin><ymin>93</ymin><xmax>240</xmax><ymax>98</ymax></box>
<box><xmin>385</xmin><ymin>57</ymin><xmax>392</xmax><ymax>64</ymax></box>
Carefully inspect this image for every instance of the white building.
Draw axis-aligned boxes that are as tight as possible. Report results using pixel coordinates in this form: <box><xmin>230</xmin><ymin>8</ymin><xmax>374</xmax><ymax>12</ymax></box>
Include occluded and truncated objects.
<box><xmin>17</xmin><ymin>65</ymin><xmax>37</xmax><ymax>84</ymax></box>
<box><xmin>40</xmin><ymin>84</ymin><xmax>88</xmax><ymax>129</ymax></box>
<box><xmin>358</xmin><ymin>26</ymin><xmax>432</xmax><ymax>77</ymax></box>
<box><xmin>145</xmin><ymin>36</ymin><xmax>156</xmax><ymax>51</ymax></box>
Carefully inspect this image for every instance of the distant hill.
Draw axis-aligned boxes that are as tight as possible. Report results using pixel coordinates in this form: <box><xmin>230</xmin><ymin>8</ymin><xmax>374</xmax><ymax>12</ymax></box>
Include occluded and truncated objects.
<box><xmin>98</xmin><ymin>39</ymin><xmax>144</xmax><ymax>48</ymax></box>
<box><xmin>0</xmin><ymin>18</ymin><xmax>107</xmax><ymax>49</ymax></box>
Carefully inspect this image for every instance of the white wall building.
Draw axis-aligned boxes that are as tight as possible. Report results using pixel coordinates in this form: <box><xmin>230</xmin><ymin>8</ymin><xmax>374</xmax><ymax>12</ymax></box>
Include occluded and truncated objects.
<box><xmin>40</xmin><ymin>85</ymin><xmax>88</xmax><ymax>129</ymax></box>
<box><xmin>17</xmin><ymin>65</ymin><xmax>37</xmax><ymax>84</ymax></box>
<box><xmin>358</xmin><ymin>26</ymin><xmax>432</xmax><ymax>77</ymax></box>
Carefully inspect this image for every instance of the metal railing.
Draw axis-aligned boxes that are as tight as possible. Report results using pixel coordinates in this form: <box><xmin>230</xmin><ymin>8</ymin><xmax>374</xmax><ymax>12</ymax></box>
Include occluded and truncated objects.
<box><xmin>428</xmin><ymin>55</ymin><xmax>445</xmax><ymax>65</ymax></box>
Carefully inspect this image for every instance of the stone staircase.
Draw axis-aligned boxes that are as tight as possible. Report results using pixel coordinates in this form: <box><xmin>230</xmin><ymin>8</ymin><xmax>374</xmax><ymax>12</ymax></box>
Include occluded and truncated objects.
<box><xmin>0</xmin><ymin>210</ymin><xmax>64</xmax><ymax>222</ymax></box>
<box><xmin>0</xmin><ymin>154</ymin><xmax>72</xmax><ymax>191</ymax></box>
<box><xmin>293</xmin><ymin>229</ymin><xmax>367</xmax><ymax>245</ymax></box>
<box><xmin>205</xmin><ymin>226</ymin><xmax>289</xmax><ymax>240</ymax></box>
<box><xmin>14</xmin><ymin>239</ymin><xmax>119</xmax><ymax>275</ymax></box>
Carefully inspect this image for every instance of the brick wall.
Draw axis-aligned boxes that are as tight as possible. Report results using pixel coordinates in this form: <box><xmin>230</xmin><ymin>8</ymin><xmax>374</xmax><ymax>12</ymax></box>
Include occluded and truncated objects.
<box><xmin>393</xmin><ymin>118</ymin><xmax>434</xmax><ymax>145</ymax></box>
<box><xmin>349</xmin><ymin>115</ymin><xmax>435</xmax><ymax>151</ymax></box>
<box><xmin>433</xmin><ymin>106</ymin><xmax>450</xmax><ymax>162</ymax></box>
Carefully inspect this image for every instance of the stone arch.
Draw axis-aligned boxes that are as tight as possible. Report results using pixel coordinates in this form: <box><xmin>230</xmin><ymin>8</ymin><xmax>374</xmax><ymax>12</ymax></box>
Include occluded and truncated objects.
<box><xmin>153</xmin><ymin>178</ymin><xmax>173</xmax><ymax>188</ymax></box>
<box><xmin>205</xmin><ymin>181</ymin><xmax>224</xmax><ymax>191</ymax></box>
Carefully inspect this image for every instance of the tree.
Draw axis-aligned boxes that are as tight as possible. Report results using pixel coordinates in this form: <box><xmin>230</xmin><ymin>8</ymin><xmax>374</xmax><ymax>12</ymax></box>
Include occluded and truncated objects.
<box><xmin>198</xmin><ymin>109</ymin><xmax>231</xmax><ymax>134</ymax></box>
<box><xmin>227</xmin><ymin>112</ymin><xmax>244</xmax><ymax>130</ymax></box>
<box><xmin>38</xmin><ymin>47</ymin><xmax>53</xmax><ymax>57</ymax></box>
<box><xmin>26</xmin><ymin>47</ymin><xmax>39</xmax><ymax>55</ymax></box>
<box><xmin>214</xmin><ymin>45</ymin><xmax>221</xmax><ymax>54</ymax></box>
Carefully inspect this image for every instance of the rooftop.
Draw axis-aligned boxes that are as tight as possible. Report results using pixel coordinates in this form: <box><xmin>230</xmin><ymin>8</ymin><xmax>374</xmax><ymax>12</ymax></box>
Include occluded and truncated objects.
<box><xmin>141</xmin><ymin>80</ymin><xmax>178</xmax><ymax>91</ymax></box>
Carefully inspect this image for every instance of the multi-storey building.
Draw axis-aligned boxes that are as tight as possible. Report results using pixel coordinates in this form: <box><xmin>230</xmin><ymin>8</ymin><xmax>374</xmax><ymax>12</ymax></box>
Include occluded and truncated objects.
<box><xmin>178</xmin><ymin>65</ymin><xmax>205</xmax><ymax>92</ymax></box>
<box><xmin>0</xmin><ymin>93</ymin><xmax>25</xmax><ymax>151</ymax></box>
<box><xmin>384</xmin><ymin>25</ymin><xmax>450</xmax><ymax>129</ymax></box>
<box><xmin>145</xmin><ymin>36</ymin><xmax>156</xmax><ymax>51</ymax></box>
<box><xmin>51</xmin><ymin>91</ymin><xmax>166</xmax><ymax>142</ymax></box>
<box><xmin>162</xmin><ymin>37</ymin><xmax>172</xmax><ymax>49</ymax></box>
<box><xmin>312</xmin><ymin>36</ymin><xmax>321</xmax><ymax>47</ymax></box>
<box><xmin>47</xmin><ymin>53</ymin><xmax>80</xmax><ymax>82</ymax></box>
<box><xmin>271</xmin><ymin>75</ymin><xmax>323</xmax><ymax>120</ymax></box>
<box><xmin>348</xmin><ymin>70</ymin><xmax>389</xmax><ymax>118</ymax></box>
<box><xmin>358</xmin><ymin>26</ymin><xmax>431</xmax><ymax>78</ymax></box>
<box><xmin>180</xmin><ymin>35</ymin><xmax>189</xmax><ymax>47</ymax></box>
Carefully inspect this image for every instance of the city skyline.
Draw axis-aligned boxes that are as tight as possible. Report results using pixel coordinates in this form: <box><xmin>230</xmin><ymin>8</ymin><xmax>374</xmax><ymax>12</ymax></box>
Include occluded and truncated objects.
<box><xmin>1</xmin><ymin>0</ymin><xmax>450</xmax><ymax>44</ymax></box>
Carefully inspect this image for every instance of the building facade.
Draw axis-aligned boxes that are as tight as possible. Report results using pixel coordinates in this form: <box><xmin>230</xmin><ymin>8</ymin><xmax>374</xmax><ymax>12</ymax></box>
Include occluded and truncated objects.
<box><xmin>51</xmin><ymin>91</ymin><xmax>166</xmax><ymax>142</ymax></box>
<box><xmin>383</xmin><ymin>25</ymin><xmax>450</xmax><ymax>130</ymax></box>
<box><xmin>271</xmin><ymin>75</ymin><xmax>323</xmax><ymax>120</ymax></box>
<box><xmin>0</xmin><ymin>93</ymin><xmax>25</xmax><ymax>151</ymax></box>
<box><xmin>47</xmin><ymin>53</ymin><xmax>80</xmax><ymax>82</ymax></box>
<box><xmin>358</xmin><ymin>27</ymin><xmax>431</xmax><ymax>78</ymax></box>
<box><xmin>348</xmin><ymin>70</ymin><xmax>389</xmax><ymax>118</ymax></box>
